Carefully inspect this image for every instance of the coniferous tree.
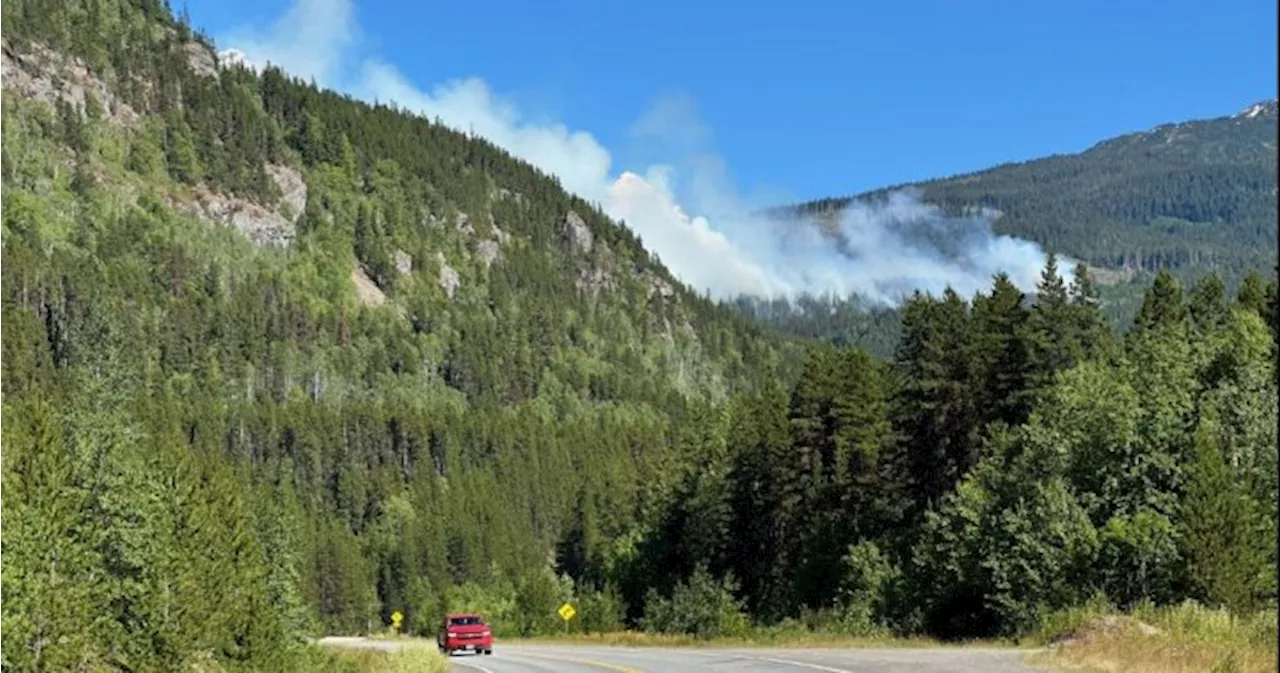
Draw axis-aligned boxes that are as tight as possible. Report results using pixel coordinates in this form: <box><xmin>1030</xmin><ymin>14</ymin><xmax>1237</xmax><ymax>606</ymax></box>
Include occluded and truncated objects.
<box><xmin>971</xmin><ymin>273</ymin><xmax>1034</xmax><ymax>429</ymax></box>
<box><xmin>786</xmin><ymin>345</ymin><xmax>893</xmax><ymax>610</ymax></box>
<box><xmin>725</xmin><ymin>384</ymin><xmax>795</xmax><ymax>620</ymax></box>
<box><xmin>1233</xmin><ymin>269</ymin><xmax>1268</xmax><ymax>317</ymax></box>
<box><xmin>1188</xmin><ymin>272</ymin><xmax>1228</xmax><ymax>334</ymax></box>
<box><xmin>1182</xmin><ymin>420</ymin><xmax>1272</xmax><ymax>612</ymax></box>
<box><xmin>1134</xmin><ymin>270</ymin><xmax>1188</xmax><ymax>334</ymax></box>
<box><xmin>892</xmin><ymin>288</ymin><xmax>976</xmax><ymax>513</ymax></box>
<box><xmin>1027</xmin><ymin>251</ymin><xmax>1078</xmax><ymax>389</ymax></box>
<box><xmin>1068</xmin><ymin>262</ymin><xmax>1112</xmax><ymax>360</ymax></box>
<box><xmin>3</xmin><ymin>0</ymin><xmax>1277</xmax><ymax>653</ymax></box>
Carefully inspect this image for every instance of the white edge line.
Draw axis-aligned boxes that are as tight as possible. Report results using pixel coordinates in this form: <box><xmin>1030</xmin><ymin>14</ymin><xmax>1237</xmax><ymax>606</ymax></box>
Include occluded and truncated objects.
<box><xmin>451</xmin><ymin>658</ymin><xmax>498</xmax><ymax>673</ymax></box>
<box><xmin>747</xmin><ymin>655</ymin><xmax>854</xmax><ymax>673</ymax></box>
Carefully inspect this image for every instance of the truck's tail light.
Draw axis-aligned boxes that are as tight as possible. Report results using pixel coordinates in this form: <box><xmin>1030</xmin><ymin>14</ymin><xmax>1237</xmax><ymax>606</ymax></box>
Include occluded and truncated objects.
<box><xmin>481</xmin><ymin>630</ymin><xmax>491</xmax><ymax>637</ymax></box>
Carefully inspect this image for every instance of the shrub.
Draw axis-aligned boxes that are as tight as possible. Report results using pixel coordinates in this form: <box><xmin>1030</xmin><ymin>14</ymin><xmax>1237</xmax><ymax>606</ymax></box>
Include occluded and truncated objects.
<box><xmin>640</xmin><ymin>566</ymin><xmax>750</xmax><ymax>639</ymax></box>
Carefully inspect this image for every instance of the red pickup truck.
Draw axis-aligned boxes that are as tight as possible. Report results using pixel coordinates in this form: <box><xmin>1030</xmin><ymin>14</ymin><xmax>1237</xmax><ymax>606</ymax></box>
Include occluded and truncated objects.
<box><xmin>436</xmin><ymin>613</ymin><xmax>494</xmax><ymax>656</ymax></box>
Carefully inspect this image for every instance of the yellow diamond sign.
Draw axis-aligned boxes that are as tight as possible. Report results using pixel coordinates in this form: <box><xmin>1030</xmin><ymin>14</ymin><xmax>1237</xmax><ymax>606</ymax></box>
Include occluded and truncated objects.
<box><xmin>390</xmin><ymin>610</ymin><xmax>403</xmax><ymax>629</ymax></box>
<box><xmin>557</xmin><ymin>602</ymin><xmax>577</xmax><ymax>621</ymax></box>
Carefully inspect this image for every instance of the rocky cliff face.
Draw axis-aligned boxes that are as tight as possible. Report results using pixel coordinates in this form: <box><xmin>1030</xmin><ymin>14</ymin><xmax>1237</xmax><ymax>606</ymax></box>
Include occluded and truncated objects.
<box><xmin>4</xmin><ymin>38</ymin><xmax>311</xmax><ymax>251</ymax></box>
<box><xmin>2</xmin><ymin>40</ymin><xmax>139</xmax><ymax>126</ymax></box>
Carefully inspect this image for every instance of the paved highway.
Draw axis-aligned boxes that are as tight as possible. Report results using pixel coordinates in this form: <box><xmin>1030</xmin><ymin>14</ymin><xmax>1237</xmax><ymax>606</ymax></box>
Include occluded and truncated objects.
<box><xmin>318</xmin><ymin>637</ymin><xmax>1040</xmax><ymax>673</ymax></box>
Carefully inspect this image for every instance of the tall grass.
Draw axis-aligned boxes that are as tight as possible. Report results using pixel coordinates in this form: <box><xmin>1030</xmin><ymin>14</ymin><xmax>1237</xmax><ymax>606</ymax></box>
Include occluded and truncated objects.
<box><xmin>330</xmin><ymin>647</ymin><xmax>450</xmax><ymax>673</ymax></box>
<box><xmin>1030</xmin><ymin>598</ymin><xmax>1278</xmax><ymax>673</ymax></box>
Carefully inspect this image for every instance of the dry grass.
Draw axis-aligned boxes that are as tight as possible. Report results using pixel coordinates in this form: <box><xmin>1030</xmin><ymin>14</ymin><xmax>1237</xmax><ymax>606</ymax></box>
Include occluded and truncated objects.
<box><xmin>508</xmin><ymin>629</ymin><xmax>1008</xmax><ymax>650</ymax></box>
<box><xmin>331</xmin><ymin>646</ymin><xmax>450</xmax><ymax>673</ymax></box>
<box><xmin>1030</xmin><ymin>601</ymin><xmax>1278</xmax><ymax>673</ymax></box>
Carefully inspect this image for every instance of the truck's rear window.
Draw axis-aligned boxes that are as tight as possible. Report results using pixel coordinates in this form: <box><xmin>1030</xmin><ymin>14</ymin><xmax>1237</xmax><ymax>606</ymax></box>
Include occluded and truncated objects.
<box><xmin>450</xmin><ymin>616</ymin><xmax>483</xmax><ymax>626</ymax></box>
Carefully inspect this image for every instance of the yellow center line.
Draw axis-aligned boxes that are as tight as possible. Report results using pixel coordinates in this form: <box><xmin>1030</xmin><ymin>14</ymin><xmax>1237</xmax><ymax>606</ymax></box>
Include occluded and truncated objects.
<box><xmin>512</xmin><ymin>650</ymin><xmax>646</xmax><ymax>673</ymax></box>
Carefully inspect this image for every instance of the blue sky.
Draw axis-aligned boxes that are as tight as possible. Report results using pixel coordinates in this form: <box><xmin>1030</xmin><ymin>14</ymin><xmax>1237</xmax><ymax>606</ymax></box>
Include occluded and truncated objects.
<box><xmin>190</xmin><ymin>0</ymin><xmax>1276</xmax><ymax>204</ymax></box>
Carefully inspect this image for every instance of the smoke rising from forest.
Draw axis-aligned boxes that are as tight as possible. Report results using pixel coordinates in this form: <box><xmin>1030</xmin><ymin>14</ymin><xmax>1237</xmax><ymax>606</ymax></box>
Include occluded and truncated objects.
<box><xmin>222</xmin><ymin>0</ymin><xmax>1067</xmax><ymax>305</ymax></box>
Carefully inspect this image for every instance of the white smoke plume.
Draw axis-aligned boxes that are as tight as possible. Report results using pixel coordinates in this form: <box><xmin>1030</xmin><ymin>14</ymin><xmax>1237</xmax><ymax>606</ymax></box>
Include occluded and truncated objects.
<box><xmin>219</xmin><ymin>0</ymin><xmax>1068</xmax><ymax>306</ymax></box>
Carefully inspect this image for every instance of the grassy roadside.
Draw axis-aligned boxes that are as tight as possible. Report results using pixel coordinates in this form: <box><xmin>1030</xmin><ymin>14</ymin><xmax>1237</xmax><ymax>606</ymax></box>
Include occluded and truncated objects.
<box><xmin>1026</xmin><ymin>601</ymin><xmax>1278</xmax><ymax>673</ymax></box>
<box><xmin>350</xmin><ymin>600</ymin><xmax>1279</xmax><ymax>673</ymax></box>
<box><xmin>328</xmin><ymin>646</ymin><xmax>449</xmax><ymax>673</ymax></box>
<box><xmin>497</xmin><ymin>630</ymin><xmax>1017</xmax><ymax>650</ymax></box>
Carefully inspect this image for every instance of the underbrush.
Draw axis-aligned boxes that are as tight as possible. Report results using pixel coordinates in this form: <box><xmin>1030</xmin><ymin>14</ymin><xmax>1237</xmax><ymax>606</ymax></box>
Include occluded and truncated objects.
<box><xmin>1029</xmin><ymin>598</ymin><xmax>1278</xmax><ymax>673</ymax></box>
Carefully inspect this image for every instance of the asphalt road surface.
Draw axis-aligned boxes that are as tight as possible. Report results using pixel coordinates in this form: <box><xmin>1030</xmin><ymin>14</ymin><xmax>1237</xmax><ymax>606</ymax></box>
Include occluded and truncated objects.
<box><xmin>317</xmin><ymin>637</ymin><xmax>1040</xmax><ymax>673</ymax></box>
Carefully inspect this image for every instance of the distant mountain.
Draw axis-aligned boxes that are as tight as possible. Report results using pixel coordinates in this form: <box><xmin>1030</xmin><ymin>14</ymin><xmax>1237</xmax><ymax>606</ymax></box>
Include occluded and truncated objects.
<box><xmin>772</xmin><ymin>102</ymin><xmax>1278</xmax><ymax>284</ymax></box>
<box><xmin>1235</xmin><ymin>100</ymin><xmax>1279</xmax><ymax>119</ymax></box>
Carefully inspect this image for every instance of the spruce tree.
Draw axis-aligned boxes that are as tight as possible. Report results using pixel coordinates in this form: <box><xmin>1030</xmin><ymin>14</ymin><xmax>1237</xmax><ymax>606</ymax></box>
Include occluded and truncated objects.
<box><xmin>1233</xmin><ymin>269</ymin><xmax>1268</xmax><ymax>317</ymax></box>
<box><xmin>892</xmin><ymin>288</ymin><xmax>976</xmax><ymax>513</ymax></box>
<box><xmin>1188</xmin><ymin>272</ymin><xmax>1228</xmax><ymax>334</ymax></box>
<box><xmin>1068</xmin><ymin>262</ymin><xmax>1111</xmax><ymax>361</ymax></box>
<box><xmin>971</xmin><ymin>273</ymin><xmax>1034</xmax><ymax>429</ymax></box>
<box><xmin>1027</xmin><ymin>251</ymin><xmax>1078</xmax><ymax>390</ymax></box>
<box><xmin>1182</xmin><ymin>420</ymin><xmax>1271</xmax><ymax>612</ymax></box>
<box><xmin>1134</xmin><ymin>270</ymin><xmax>1188</xmax><ymax>334</ymax></box>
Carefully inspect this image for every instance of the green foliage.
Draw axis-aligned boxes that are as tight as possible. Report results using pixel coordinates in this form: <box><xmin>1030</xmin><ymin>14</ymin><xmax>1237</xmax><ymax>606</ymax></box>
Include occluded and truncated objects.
<box><xmin>833</xmin><ymin>541</ymin><xmax>899</xmax><ymax>636</ymax></box>
<box><xmin>641</xmin><ymin>566</ymin><xmax>751</xmax><ymax>639</ymax></box>
<box><xmin>576</xmin><ymin>583</ymin><xmax>628</xmax><ymax>634</ymax></box>
<box><xmin>1182</xmin><ymin>421</ymin><xmax>1274</xmax><ymax>613</ymax></box>
<box><xmin>1094</xmin><ymin>510</ymin><xmax>1184</xmax><ymax>608</ymax></box>
<box><xmin>2</xmin><ymin>1</ymin><xmax>1275</xmax><ymax>661</ymax></box>
<box><xmin>511</xmin><ymin>568</ymin><xmax>574</xmax><ymax>637</ymax></box>
<box><xmin>908</xmin><ymin>430</ymin><xmax>1100</xmax><ymax>638</ymax></box>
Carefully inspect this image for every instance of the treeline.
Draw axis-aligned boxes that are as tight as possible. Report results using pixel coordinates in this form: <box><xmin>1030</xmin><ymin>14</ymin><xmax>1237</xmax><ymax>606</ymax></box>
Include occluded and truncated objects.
<box><xmin>2</xmin><ymin>3</ymin><xmax>1279</xmax><ymax>673</ymax></box>
<box><xmin>619</xmin><ymin>261</ymin><xmax>1279</xmax><ymax>640</ymax></box>
<box><xmin>730</xmin><ymin>293</ymin><xmax>904</xmax><ymax>360</ymax></box>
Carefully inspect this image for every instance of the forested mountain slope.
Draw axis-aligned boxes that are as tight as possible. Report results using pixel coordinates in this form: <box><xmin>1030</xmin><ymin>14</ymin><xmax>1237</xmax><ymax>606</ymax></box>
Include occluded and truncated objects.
<box><xmin>750</xmin><ymin>104</ymin><xmax>1277</xmax><ymax>349</ymax></box>
<box><xmin>773</xmin><ymin>102</ymin><xmax>1278</xmax><ymax>281</ymax></box>
<box><xmin>3</xmin><ymin>2</ymin><xmax>1278</xmax><ymax>672</ymax></box>
<box><xmin>1</xmin><ymin>1</ymin><xmax>797</xmax><ymax>669</ymax></box>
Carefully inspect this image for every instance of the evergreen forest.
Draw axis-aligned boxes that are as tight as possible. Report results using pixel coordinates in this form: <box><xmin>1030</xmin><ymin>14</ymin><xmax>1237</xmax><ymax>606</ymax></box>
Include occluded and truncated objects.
<box><xmin>2</xmin><ymin>2</ymin><xmax>1277</xmax><ymax>672</ymax></box>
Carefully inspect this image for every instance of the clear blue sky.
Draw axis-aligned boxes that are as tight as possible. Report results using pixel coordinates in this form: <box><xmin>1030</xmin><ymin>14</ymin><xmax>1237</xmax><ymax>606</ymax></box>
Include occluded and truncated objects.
<box><xmin>187</xmin><ymin>0</ymin><xmax>1278</xmax><ymax>204</ymax></box>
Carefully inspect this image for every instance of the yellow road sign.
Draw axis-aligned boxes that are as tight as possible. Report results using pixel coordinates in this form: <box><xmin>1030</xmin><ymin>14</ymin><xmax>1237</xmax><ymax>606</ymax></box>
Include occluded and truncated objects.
<box><xmin>557</xmin><ymin>602</ymin><xmax>577</xmax><ymax>621</ymax></box>
<box><xmin>390</xmin><ymin>610</ymin><xmax>403</xmax><ymax>629</ymax></box>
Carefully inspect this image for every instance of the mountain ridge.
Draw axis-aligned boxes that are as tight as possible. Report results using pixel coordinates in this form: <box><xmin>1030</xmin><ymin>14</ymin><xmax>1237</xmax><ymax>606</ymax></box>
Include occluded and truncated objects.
<box><xmin>4</xmin><ymin>5</ymin><xmax>1278</xmax><ymax>673</ymax></box>
<box><xmin>767</xmin><ymin>100</ymin><xmax>1278</xmax><ymax>286</ymax></box>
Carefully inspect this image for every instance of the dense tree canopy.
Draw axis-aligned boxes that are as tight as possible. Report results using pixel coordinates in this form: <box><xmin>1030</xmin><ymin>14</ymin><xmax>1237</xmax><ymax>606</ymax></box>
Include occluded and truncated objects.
<box><xmin>2</xmin><ymin>2</ymin><xmax>1277</xmax><ymax>672</ymax></box>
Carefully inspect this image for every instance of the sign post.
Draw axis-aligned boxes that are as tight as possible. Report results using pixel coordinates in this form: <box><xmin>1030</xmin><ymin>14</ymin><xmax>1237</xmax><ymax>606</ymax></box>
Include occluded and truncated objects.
<box><xmin>390</xmin><ymin>610</ymin><xmax>403</xmax><ymax>636</ymax></box>
<box><xmin>557</xmin><ymin>602</ymin><xmax>576</xmax><ymax>636</ymax></box>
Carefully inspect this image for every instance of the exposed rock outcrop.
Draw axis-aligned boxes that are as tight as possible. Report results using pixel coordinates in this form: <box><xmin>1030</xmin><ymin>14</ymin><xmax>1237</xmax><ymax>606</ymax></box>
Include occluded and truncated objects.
<box><xmin>1</xmin><ymin>41</ymin><xmax>139</xmax><ymax>126</ymax></box>
<box><xmin>490</xmin><ymin>186</ymin><xmax>526</xmax><ymax>205</ymax></box>
<box><xmin>351</xmin><ymin>265</ymin><xmax>387</xmax><ymax>307</ymax></box>
<box><xmin>493</xmin><ymin>225</ymin><xmax>511</xmax><ymax>245</ymax></box>
<box><xmin>1050</xmin><ymin>616</ymin><xmax>1164</xmax><ymax>648</ymax></box>
<box><xmin>647</xmin><ymin>275</ymin><xmax>676</xmax><ymax>301</ymax></box>
<box><xmin>564</xmin><ymin>210</ymin><xmax>593</xmax><ymax>253</ymax></box>
<box><xmin>393</xmin><ymin>250</ymin><xmax>413</xmax><ymax>276</ymax></box>
<box><xmin>455</xmin><ymin>212</ymin><xmax>475</xmax><ymax>236</ymax></box>
<box><xmin>476</xmin><ymin>240</ymin><xmax>501</xmax><ymax>268</ymax></box>
<box><xmin>171</xmin><ymin>185</ymin><xmax>295</xmax><ymax>248</ymax></box>
<box><xmin>576</xmin><ymin>268</ymin><xmax>616</xmax><ymax>293</ymax></box>
<box><xmin>266</xmin><ymin>164</ymin><xmax>307</xmax><ymax>222</ymax></box>
<box><xmin>436</xmin><ymin>253</ymin><xmax>460</xmax><ymax>299</ymax></box>
<box><xmin>165</xmin><ymin>165</ymin><xmax>304</xmax><ymax>248</ymax></box>
<box><xmin>183</xmin><ymin>40</ymin><xmax>218</xmax><ymax>78</ymax></box>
